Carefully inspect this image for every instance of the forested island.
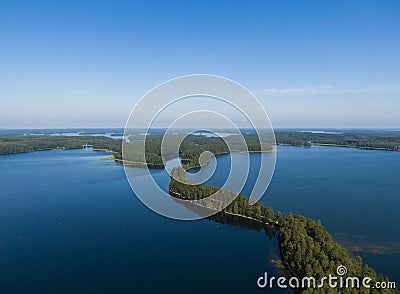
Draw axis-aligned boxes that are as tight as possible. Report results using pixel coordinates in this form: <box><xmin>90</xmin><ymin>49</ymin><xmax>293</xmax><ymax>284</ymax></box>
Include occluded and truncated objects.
<box><xmin>169</xmin><ymin>168</ymin><xmax>397</xmax><ymax>293</ymax></box>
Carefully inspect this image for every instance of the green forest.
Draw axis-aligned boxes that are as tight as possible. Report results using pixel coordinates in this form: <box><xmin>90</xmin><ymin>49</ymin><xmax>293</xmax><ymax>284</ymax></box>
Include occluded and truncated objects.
<box><xmin>0</xmin><ymin>135</ymin><xmax>121</xmax><ymax>155</ymax></box>
<box><xmin>275</xmin><ymin>131</ymin><xmax>400</xmax><ymax>151</ymax></box>
<box><xmin>1</xmin><ymin>131</ymin><xmax>399</xmax><ymax>160</ymax></box>
<box><xmin>278</xmin><ymin>214</ymin><xmax>396</xmax><ymax>293</ymax></box>
<box><xmin>116</xmin><ymin>133</ymin><xmax>273</xmax><ymax>169</ymax></box>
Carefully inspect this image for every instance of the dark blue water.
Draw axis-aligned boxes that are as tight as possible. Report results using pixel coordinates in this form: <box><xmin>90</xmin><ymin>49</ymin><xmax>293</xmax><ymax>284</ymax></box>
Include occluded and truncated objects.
<box><xmin>1</xmin><ymin>146</ymin><xmax>399</xmax><ymax>293</ymax></box>
<box><xmin>0</xmin><ymin>149</ymin><xmax>286</xmax><ymax>294</ymax></box>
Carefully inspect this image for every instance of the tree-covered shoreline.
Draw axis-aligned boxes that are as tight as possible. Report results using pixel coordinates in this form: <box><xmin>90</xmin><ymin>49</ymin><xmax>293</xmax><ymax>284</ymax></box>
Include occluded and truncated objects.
<box><xmin>0</xmin><ymin>135</ymin><xmax>122</xmax><ymax>155</ymax></box>
<box><xmin>1</xmin><ymin>130</ymin><xmax>399</xmax><ymax>159</ymax></box>
<box><xmin>275</xmin><ymin>132</ymin><xmax>400</xmax><ymax>151</ymax></box>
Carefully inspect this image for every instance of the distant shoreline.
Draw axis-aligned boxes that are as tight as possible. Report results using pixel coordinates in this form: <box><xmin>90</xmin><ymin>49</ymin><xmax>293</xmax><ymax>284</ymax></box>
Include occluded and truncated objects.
<box><xmin>0</xmin><ymin>142</ymin><xmax>397</xmax><ymax>159</ymax></box>
<box><xmin>1</xmin><ymin>130</ymin><xmax>399</xmax><ymax>158</ymax></box>
<box><xmin>276</xmin><ymin>142</ymin><xmax>400</xmax><ymax>152</ymax></box>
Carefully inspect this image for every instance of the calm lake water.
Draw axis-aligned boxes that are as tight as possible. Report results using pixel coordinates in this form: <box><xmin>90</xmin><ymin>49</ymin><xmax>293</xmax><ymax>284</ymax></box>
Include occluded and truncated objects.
<box><xmin>0</xmin><ymin>145</ymin><xmax>399</xmax><ymax>293</ymax></box>
<box><xmin>0</xmin><ymin>149</ymin><xmax>286</xmax><ymax>294</ymax></box>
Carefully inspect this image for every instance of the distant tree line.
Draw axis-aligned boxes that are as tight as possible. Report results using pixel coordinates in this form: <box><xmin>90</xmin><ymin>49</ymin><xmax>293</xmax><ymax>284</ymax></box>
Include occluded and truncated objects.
<box><xmin>0</xmin><ymin>136</ymin><xmax>122</xmax><ymax>155</ymax></box>
<box><xmin>275</xmin><ymin>132</ymin><xmax>400</xmax><ymax>151</ymax></box>
<box><xmin>2</xmin><ymin>131</ymin><xmax>399</xmax><ymax>158</ymax></box>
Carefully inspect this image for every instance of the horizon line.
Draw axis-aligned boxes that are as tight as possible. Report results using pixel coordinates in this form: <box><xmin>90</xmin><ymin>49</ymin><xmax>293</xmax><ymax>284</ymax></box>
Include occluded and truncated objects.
<box><xmin>1</xmin><ymin>127</ymin><xmax>399</xmax><ymax>130</ymax></box>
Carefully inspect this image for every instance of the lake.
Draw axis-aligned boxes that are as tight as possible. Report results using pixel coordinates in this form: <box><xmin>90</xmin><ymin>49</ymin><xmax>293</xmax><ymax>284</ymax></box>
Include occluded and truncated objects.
<box><xmin>0</xmin><ymin>149</ymin><xmax>287</xmax><ymax>294</ymax></box>
<box><xmin>0</xmin><ymin>145</ymin><xmax>399</xmax><ymax>293</ymax></box>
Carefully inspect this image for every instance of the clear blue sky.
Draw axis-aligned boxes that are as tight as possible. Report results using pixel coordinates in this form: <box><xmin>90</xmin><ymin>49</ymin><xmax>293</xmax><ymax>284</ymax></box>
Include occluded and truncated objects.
<box><xmin>0</xmin><ymin>0</ymin><xmax>399</xmax><ymax>128</ymax></box>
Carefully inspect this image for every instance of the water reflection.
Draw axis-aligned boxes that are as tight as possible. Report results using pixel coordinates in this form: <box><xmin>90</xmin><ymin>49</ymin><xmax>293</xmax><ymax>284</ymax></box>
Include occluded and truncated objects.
<box><xmin>170</xmin><ymin>196</ymin><xmax>276</xmax><ymax>239</ymax></box>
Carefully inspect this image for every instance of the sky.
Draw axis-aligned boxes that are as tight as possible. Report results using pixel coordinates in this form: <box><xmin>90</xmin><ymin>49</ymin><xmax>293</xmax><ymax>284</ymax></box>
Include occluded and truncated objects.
<box><xmin>0</xmin><ymin>0</ymin><xmax>399</xmax><ymax>128</ymax></box>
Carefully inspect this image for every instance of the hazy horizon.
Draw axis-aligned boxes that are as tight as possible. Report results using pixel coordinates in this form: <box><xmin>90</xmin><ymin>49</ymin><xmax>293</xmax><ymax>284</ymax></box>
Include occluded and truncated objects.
<box><xmin>1</xmin><ymin>127</ymin><xmax>399</xmax><ymax>131</ymax></box>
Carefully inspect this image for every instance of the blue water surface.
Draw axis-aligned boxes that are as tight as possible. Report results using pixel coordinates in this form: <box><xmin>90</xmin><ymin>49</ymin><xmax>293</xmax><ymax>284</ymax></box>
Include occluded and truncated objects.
<box><xmin>0</xmin><ymin>149</ymin><xmax>285</xmax><ymax>294</ymax></box>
